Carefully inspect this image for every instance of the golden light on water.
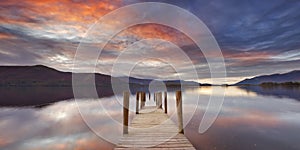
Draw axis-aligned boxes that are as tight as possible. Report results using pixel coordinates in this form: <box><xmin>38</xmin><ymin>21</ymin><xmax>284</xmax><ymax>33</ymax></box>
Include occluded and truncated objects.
<box><xmin>186</xmin><ymin>86</ymin><xmax>257</xmax><ymax>97</ymax></box>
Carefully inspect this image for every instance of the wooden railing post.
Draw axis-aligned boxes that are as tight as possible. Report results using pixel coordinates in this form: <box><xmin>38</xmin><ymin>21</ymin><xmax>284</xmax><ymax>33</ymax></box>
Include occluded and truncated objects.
<box><xmin>136</xmin><ymin>91</ymin><xmax>139</xmax><ymax>114</ymax></box>
<box><xmin>123</xmin><ymin>91</ymin><xmax>129</xmax><ymax>134</ymax></box>
<box><xmin>164</xmin><ymin>91</ymin><xmax>167</xmax><ymax>113</ymax></box>
<box><xmin>176</xmin><ymin>91</ymin><xmax>184</xmax><ymax>134</ymax></box>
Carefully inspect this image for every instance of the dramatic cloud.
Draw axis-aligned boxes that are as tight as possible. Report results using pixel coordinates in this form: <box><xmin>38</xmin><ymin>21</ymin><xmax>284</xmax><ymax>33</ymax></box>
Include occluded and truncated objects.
<box><xmin>0</xmin><ymin>0</ymin><xmax>300</xmax><ymax>84</ymax></box>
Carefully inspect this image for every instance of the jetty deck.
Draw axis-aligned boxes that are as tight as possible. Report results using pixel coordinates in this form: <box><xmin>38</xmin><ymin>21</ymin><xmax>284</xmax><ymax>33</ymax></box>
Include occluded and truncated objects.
<box><xmin>114</xmin><ymin>91</ymin><xmax>195</xmax><ymax>150</ymax></box>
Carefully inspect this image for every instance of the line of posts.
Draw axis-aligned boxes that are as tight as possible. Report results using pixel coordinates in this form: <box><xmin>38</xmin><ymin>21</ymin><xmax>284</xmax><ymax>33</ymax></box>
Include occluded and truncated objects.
<box><xmin>123</xmin><ymin>91</ymin><xmax>184</xmax><ymax>134</ymax></box>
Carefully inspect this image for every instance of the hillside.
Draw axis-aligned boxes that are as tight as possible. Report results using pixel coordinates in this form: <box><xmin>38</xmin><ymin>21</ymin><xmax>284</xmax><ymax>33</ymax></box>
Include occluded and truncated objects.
<box><xmin>0</xmin><ymin>65</ymin><xmax>200</xmax><ymax>87</ymax></box>
<box><xmin>235</xmin><ymin>70</ymin><xmax>300</xmax><ymax>85</ymax></box>
<box><xmin>0</xmin><ymin>65</ymin><xmax>113</xmax><ymax>87</ymax></box>
<box><xmin>0</xmin><ymin>65</ymin><xmax>200</xmax><ymax>106</ymax></box>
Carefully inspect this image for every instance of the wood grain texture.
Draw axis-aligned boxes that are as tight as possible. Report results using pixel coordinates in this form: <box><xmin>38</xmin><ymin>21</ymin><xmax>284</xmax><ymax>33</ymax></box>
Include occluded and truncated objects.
<box><xmin>115</xmin><ymin>106</ymin><xmax>195</xmax><ymax>149</ymax></box>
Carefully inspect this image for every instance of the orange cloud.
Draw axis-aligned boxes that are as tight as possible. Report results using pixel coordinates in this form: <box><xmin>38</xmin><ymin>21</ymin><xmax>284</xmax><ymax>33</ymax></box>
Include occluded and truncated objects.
<box><xmin>224</xmin><ymin>50</ymin><xmax>275</xmax><ymax>66</ymax></box>
<box><xmin>0</xmin><ymin>138</ymin><xmax>12</xmax><ymax>147</ymax></box>
<box><xmin>1</xmin><ymin>0</ymin><xmax>194</xmax><ymax>47</ymax></box>
<box><xmin>124</xmin><ymin>23</ymin><xmax>194</xmax><ymax>46</ymax></box>
<box><xmin>0</xmin><ymin>0</ymin><xmax>122</xmax><ymax>25</ymax></box>
<box><xmin>226</xmin><ymin>51</ymin><xmax>272</xmax><ymax>60</ymax></box>
<box><xmin>0</xmin><ymin>33</ymin><xmax>16</xmax><ymax>39</ymax></box>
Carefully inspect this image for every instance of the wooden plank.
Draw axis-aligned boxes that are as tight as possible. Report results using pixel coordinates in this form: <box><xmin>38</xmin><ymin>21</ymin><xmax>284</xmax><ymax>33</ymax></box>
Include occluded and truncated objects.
<box><xmin>115</xmin><ymin>106</ymin><xmax>195</xmax><ymax>149</ymax></box>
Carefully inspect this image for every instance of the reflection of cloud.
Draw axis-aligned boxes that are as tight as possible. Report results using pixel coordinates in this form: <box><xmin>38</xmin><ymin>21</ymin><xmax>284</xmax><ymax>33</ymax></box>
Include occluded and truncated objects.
<box><xmin>0</xmin><ymin>98</ymin><xmax>126</xmax><ymax>150</ymax></box>
<box><xmin>0</xmin><ymin>138</ymin><xmax>11</xmax><ymax>147</ymax></box>
<box><xmin>216</xmin><ymin>111</ymin><xmax>279</xmax><ymax>128</ymax></box>
<box><xmin>22</xmin><ymin>134</ymin><xmax>112</xmax><ymax>150</ymax></box>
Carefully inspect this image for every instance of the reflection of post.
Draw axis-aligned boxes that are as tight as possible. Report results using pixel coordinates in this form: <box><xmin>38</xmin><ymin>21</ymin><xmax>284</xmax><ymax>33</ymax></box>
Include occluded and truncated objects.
<box><xmin>123</xmin><ymin>91</ymin><xmax>129</xmax><ymax>134</ymax></box>
<box><xmin>164</xmin><ymin>91</ymin><xmax>167</xmax><ymax>113</ymax></box>
<box><xmin>176</xmin><ymin>91</ymin><xmax>184</xmax><ymax>134</ymax></box>
<box><xmin>136</xmin><ymin>92</ymin><xmax>139</xmax><ymax>114</ymax></box>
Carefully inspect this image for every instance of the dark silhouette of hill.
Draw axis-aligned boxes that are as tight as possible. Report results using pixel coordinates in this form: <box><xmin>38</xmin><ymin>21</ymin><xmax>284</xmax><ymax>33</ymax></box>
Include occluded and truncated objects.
<box><xmin>0</xmin><ymin>65</ymin><xmax>200</xmax><ymax>87</ymax></box>
<box><xmin>0</xmin><ymin>65</ymin><xmax>114</xmax><ymax>87</ymax></box>
<box><xmin>0</xmin><ymin>65</ymin><xmax>117</xmax><ymax>106</ymax></box>
<box><xmin>235</xmin><ymin>70</ymin><xmax>300</xmax><ymax>85</ymax></box>
<box><xmin>0</xmin><ymin>65</ymin><xmax>199</xmax><ymax>106</ymax></box>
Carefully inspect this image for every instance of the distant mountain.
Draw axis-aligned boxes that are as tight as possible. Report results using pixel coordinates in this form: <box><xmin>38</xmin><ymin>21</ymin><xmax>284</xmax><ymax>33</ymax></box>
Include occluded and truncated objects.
<box><xmin>0</xmin><ymin>65</ymin><xmax>200</xmax><ymax>106</ymax></box>
<box><xmin>119</xmin><ymin>77</ymin><xmax>200</xmax><ymax>86</ymax></box>
<box><xmin>235</xmin><ymin>70</ymin><xmax>300</xmax><ymax>85</ymax></box>
<box><xmin>0</xmin><ymin>65</ymin><xmax>114</xmax><ymax>87</ymax></box>
<box><xmin>0</xmin><ymin>65</ymin><xmax>200</xmax><ymax>87</ymax></box>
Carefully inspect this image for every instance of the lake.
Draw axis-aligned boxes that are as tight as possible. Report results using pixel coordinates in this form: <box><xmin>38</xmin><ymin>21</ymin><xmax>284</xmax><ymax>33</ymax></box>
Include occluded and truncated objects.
<box><xmin>0</xmin><ymin>86</ymin><xmax>300</xmax><ymax>150</ymax></box>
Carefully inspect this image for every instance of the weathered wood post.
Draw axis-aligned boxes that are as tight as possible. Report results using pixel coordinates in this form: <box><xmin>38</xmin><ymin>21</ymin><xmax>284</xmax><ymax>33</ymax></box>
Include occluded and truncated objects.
<box><xmin>158</xmin><ymin>92</ymin><xmax>162</xmax><ymax>108</ymax></box>
<box><xmin>155</xmin><ymin>92</ymin><xmax>158</xmax><ymax>107</ymax></box>
<box><xmin>164</xmin><ymin>91</ymin><xmax>167</xmax><ymax>113</ymax></box>
<box><xmin>141</xmin><ymin>92</ymin><xmax>146</xmax><ymax>108</ymax></box>
<box><xmin>155</xmin><ymin>92</ymin><xmax>160</xmax><ymax>108</ymax></box>
<box><xmin>155</xmin><ymin>92</ymin><xmax>157</xmax><ymax>106</ymax></box>
<box><xmin>176</xmin><ymin>91</ymin><xmax>184</xmax><ymax>134</ymax></box>
<box><xmin>144</xmin><ymin>92</ymin><xmax>146</xmax><ymax>107</ymax></box>
<box><xmin>136</xmin><ymin>91</ymin><xmax>139</xmax><ymax>114</ymax></box>
<box><xmin>140</xmin><ymin>92</ymin><xmax>142</xmax><ymax>109</ymax></box>
<box><xmin>123</xmin><ymin>91</ymin><xmax>130</xmax><ymax>134</ymax></box>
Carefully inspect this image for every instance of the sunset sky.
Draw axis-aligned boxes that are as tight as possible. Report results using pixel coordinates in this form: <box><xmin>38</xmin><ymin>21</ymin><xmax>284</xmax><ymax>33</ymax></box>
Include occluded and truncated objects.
<box><xmin>0</xmin><ymin>0</ymin><xmax>300</xmax><ymax>84</ymax></box>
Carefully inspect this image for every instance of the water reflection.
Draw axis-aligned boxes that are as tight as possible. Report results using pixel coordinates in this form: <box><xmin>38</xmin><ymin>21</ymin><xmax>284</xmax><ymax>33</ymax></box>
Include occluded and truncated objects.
<box><xmin>0</xmin><ymin>86</ymin><xmax>300</xmax><ymax>150</ymax></box>
<box><xmin>0</xmin><ymin>100</ymin><xmax>115</xmax><ymax>150</ymax></box>
<box><xmin>185</xmin><ymin>86</ymin><xmax>257</xmax><ymax>97</ymax></box>
<box><xmin>239</xmin><ymin>85</ymin><xmax>300</xmax><ymax>101</ymax></box>
<box><xmin>181</xmin><ymin>86</ymin><xmax>300</xmax><ymax>150</ymax></box>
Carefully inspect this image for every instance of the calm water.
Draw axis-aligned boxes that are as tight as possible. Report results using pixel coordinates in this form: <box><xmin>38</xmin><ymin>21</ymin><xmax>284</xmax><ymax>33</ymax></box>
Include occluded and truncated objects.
<box><xmin>0</xmin><ymin>86</ymin><xmax>300</xmax><ymax>150</ymax></box>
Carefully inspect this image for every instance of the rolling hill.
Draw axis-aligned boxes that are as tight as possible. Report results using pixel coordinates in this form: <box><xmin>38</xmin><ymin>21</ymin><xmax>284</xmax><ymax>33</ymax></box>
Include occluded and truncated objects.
<box><xmin>235</xmin><ymin>70</ymin><xmax>300</xmax><ymax>85</ymax></box>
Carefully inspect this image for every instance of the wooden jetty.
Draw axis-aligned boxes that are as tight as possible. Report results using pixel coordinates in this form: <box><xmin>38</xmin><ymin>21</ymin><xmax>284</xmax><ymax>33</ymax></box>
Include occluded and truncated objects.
<box><xmin>114</xmin><ymin>91</ymin><xmax>195</xmax><ymax>150</ymax></box>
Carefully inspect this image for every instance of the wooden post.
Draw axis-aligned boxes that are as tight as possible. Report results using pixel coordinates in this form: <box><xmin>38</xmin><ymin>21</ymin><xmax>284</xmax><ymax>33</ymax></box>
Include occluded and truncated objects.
<box><xmin>176</xmin><ymin>91</ymin><xmax>184</xmax><ymax>134</ymax></box>
<box><xmin>144</xmin><ymin>92</ymin><xmax>146</xmax><ymax>107</ymax></box>
<box><xmin>164</xmin><ymin>91</ymin><xmax>167</xmax><ymax>113</ymax></box>
<box><xmin>156</xmin><ymin>92</ymin><xmax>158</xmax><ymax>107</ymax></box>
<box><xmin>139</xmin><ymin>92</ymin><xmax>142</xmax><ymax>109</ymax></box>
<box><xmin>141</xmin><ymin>92</ymin><xmax>146</xmax><ymax>108</ymax></box>
<box><xmin>123</xmin><ymin>91</ymin><xmax>129</xmax><ymax>134</ymax></box>
<box><xmin>136</xmin><ymin>92</ymin><xmax>139</xmax><ymax>114</ymax></box>
<box><xmin>155</xmin><ymin>93</ymin><xmax>158</xmax><ymax>107</ymax></box>
<box><xmin>158</xmin><ymin>92</ymin><xmax>162</xmax><ymax>109</ymax></box>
